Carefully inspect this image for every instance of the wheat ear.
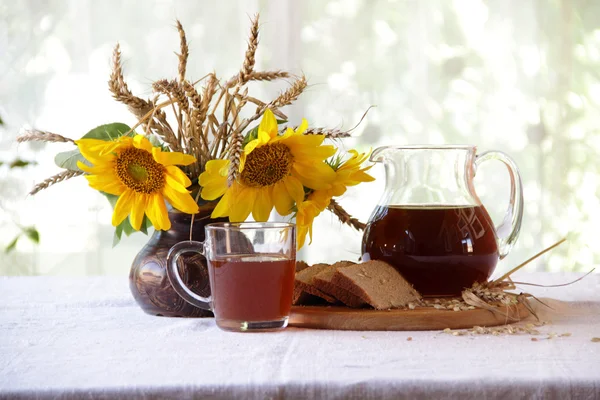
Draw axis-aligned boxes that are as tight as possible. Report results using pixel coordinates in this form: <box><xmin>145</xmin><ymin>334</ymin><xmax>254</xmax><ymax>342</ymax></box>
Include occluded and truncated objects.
<box><xmin>303</xmin><ymin>128</ymin><xmax>352</xmax><ymax>138</ymax></box>
<box><xmin>176</xmin><ymin>20</ymin><xmax>188</xmax><ymax>83</ymax></box>
<box><xmin>227</xmin><ymin>130</ymin><xmax>244</xmax><ymax>186</ymax></box>
<box><xmin>272</xmin><ymin>75</ymin><xmax>307</xmax><ymax>108</ymax></box>
<box><xmin>30</xmin><ymin>170</ymin><xmax>83</xmax><ymax>195</ymax></box>
<box><xmin>237</xmin><ymin>13</ymin><xmax>260</xmax><ymax>86</ymax></box>
<box><xmin>108</xmin><ymin>43</ymin><xmax>178</xmax><ymax>149</ymax></box>
<box><xmin>327</xmin><ymin>199</ymin><xmax>366</xmax><ymax>231</ymax></box>
<box><xmin>17</xmin><ymin>130</ymin><xmax>74</xmax><ymax>143</ymax></box>
<box><xmin>234</xmin><ymin>75</ymin><xmax>306</xmax><ymax>134</ymax></box>
<box><xmin>108</xmin><ymin>43</ymin><xmax>153</xmax><ymax>115</ymax></box>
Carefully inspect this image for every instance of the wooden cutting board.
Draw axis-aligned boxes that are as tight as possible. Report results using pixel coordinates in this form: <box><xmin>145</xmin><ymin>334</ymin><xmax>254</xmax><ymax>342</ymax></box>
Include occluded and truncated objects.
<box><xmin>289</xmin><ymin>303</ymin><xmax>530</xmax><ymax>331</ymax></box>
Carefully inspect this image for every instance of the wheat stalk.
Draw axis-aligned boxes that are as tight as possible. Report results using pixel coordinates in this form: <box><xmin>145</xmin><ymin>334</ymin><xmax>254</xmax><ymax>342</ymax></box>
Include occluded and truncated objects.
<box><xmin>327</xmin><ymin>198</ymin><xmax>366</xmax><ymax>231</ymax></box>
<box><xmin>17</xmin><ymin>130</ymin><xmax>74</xmax><ymax>144</ymax></box>
<box><xmin>29</xmin><ymin>170</ymin><xmax>83</xmax><ymax>195</ymax></box>
<box><xmin>237</xmin><ymin>13</ymin><xmax>260</xmax><ymax>86</ymax></box>
<box><xmin>176</xmin><ymin>20</ymin><xmax>188</xmax><ymax>83</ymax></box>
<box><xmin>182</xmin><ymin>80</ymin><xmax>209</xmax><ymax>158</ymax></box>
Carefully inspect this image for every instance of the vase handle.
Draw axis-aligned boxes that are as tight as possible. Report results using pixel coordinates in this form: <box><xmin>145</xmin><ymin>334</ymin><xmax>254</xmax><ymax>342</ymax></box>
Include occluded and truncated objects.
<box><xmin>166</xmin><ymin>240</ymin><xmax>212</xmax><ymax>311</ymax></box>
<box><xmin>475</xmin><ymin>151</ymin><xmax>524</xmax><ymax>259</ymax></box>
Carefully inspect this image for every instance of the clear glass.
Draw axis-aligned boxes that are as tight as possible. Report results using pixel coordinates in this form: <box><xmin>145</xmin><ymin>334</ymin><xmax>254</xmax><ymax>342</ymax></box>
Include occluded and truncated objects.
<box><xmin>362</xmin><ymin>145</ymin><xmax>523</xmax><ymax>296</ymax></box>
<box><xmin>166</xmin><ymin>222</ymin><xmax>296</xmax><ymax>332</ymax></box>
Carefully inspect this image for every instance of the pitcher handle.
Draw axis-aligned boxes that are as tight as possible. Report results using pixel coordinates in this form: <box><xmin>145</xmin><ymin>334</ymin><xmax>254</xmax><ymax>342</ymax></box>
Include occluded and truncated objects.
<box><xmin>475</xmin><ymin>151</ymin><xmax>524</xmax><ymax>259</ymax></box>
<box><xmin>166</xmin><ymin>240</ymin><xmax>212</xmax><ymax>310</ymax></box>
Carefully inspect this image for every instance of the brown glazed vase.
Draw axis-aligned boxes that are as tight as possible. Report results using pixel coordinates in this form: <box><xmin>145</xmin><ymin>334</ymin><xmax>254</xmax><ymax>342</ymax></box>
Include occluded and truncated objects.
<box><xmin>129</xmin><ymin>201</ymin><xmax>227</xmax><ymax>317</ymax></box>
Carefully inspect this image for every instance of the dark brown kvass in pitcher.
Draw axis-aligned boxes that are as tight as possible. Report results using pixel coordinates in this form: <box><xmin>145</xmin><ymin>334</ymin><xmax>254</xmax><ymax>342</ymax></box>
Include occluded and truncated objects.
<box><xmin>362</xmin><ymin>205</ymin><xmax>499</xmax><ymax>296</ymax></box>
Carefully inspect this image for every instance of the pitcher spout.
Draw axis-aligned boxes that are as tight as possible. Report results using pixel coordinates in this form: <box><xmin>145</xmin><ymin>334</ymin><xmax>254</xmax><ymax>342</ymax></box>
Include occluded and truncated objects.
<box><xmin>370</xmin><ymin>146</ymin><xmax>393</xmax><ymax>163</ymax></box>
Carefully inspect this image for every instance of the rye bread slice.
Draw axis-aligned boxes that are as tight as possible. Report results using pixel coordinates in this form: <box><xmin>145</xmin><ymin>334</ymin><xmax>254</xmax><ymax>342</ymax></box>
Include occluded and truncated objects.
<box><xmin>295</xmin><ymin>260</ymin><xmax>310</xmax><ymax>273</ymax></box>
<box><xmin>331</xmin><ymin>260</ymin><xmax>421</xmax><ymax>310</ymax></box>
<box><xmin>293</xmin><ymin>263</ymin><xmax>337</xmax><ymax>305</ymax></box>
<box><xmin>312</xmin><ymin>261</ymin><xmax>366</xmax><ymax>308</ymax></box>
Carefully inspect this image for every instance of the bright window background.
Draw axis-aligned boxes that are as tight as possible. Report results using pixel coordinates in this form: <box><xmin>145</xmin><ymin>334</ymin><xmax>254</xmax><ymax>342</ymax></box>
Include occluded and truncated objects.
<box><xmin>1</xmin><ymin>0</ymin><xmax>599</xmax><ymax>276</ymax></box>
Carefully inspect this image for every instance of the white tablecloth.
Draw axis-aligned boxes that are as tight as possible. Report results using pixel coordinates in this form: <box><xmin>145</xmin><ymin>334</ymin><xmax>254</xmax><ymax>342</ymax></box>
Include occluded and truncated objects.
<box><xmin>1</xmin><ymin>272</ymin><xmax>599</xmax><ymax>399</ymax></box>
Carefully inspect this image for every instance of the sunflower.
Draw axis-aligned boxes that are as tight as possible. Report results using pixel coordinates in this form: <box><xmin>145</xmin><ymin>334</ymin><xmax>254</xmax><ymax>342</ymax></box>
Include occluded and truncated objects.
<box><xmin>76</xmin><ymin>134</ymin><xmax>199</xmax><ymax>231</ymax></box>
<box><xmin>199</xmin><ymin>109</ymin><xmax>337</xmax><ymax>221</ymax></box>
<box><xmin>329</xmin><ymin>149</ymin><xmax>375</xmax><ymax>196</ymax></box>
<box><xmin>295</xmin><ymin>150</ymin><xmax>375</xmax><ymax>248</ymax></box>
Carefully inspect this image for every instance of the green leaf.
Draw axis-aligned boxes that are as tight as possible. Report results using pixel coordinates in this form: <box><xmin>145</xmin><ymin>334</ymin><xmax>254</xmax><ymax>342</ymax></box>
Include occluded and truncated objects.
<box><xmin>9</xmin><ymin>159</ymin><xmax>36</xmax><ymax>168</ymax></box>
<box><xmin>122</xmin><ymin>218</ymin><xmax>136</xmax><ymax>236</ymax></box>
<box><xmin>139</xmin><ymin>217</ymin><xmax>153</xmax><ymax>235</ymax></box>
<box><xmin>104</xmin><ymin>193</ymin><xmax>118</xmax><ymax>208</ymax></box>
<box><xmin>23</xmin><ymin>227</ymin><xmax>40</xmax><ymax>244</ymax></box>
<box><xmin>113</xmin><ymin>223</ymin><xmax>124</xmax><ymax>247</ymax></box>
<box><xmin>0</xmin><ymin>114</ymin><xmax>4</xmax><ymax>125</ymax></box>
<box><xmin>5</xmin><ymin>236</ymin><xmax>19</xmax><ymax>253</ymax></box>
<box><xmin>82</xmin><ymin>123</ymin><xmax>132</xmax><ymax>140</ymax></box>
<box><xmin>54</xmin><ymin>149</ymin><xmax>88</xmax><ymax>172</ymax></box>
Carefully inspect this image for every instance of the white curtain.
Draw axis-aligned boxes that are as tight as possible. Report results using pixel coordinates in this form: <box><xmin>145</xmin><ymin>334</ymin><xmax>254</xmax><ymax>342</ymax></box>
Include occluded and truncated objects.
<box><xmin>1</xmin><ymin>0</ymin><xmax>598</xmax><ymax>275</ymax></box>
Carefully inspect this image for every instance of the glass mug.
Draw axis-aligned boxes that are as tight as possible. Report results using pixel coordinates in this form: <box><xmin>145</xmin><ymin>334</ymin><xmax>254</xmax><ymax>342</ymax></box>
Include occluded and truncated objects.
<box><xmin>166</xmin><ymin>222</ymin><xmax>296</xmax><ymax>332</ymax></box>
<box><xmin>362</xmin><ymin>145</ymin><xmax>523</xmax><ymax>297</ymax></box>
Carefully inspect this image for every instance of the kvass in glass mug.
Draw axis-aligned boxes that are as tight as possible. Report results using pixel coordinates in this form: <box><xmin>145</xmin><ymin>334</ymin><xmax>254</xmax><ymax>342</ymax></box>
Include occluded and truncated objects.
<box><xmin>362</xmin><ymin>145</ymin><xmax>523</xmax><ymax>296</ymax></box>
<box><xmin>167</xmin><ymin>222</ymin><xmax>296</xmax><ymax>332</ymax></box>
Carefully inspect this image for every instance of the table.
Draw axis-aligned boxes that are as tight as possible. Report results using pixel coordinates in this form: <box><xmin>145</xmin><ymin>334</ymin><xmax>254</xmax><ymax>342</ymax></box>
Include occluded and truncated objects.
<box><xmin>1</xmin><ymin>272</ymin><xmax>599</xmax><ymax>399</ymax></box>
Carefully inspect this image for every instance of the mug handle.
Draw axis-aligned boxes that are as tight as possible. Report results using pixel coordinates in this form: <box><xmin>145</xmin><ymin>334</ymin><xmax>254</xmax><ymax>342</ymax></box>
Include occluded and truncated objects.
<box><xmin>475</xmin><ymin>151</ymin><xmax>524</xmax><ymax>259</ymax></box>
<box><xmin>166</xmin><ymin>240</ymin><xmax>212</xmax><ymax>311</ymax></box>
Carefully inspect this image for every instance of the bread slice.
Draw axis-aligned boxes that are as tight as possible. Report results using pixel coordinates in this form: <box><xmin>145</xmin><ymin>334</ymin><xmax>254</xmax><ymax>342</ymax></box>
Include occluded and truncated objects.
<box><xmin>295</xmin><ymin>260</ymin><xmax>310</xmax><ymax>273</ymax></box>
<box><xmin>293</xmin><ymin>263</ymin><xmax>337</xmax><ymax>305</ymax></box>
<box><xmin>331</xmin><ymin>260</ymin><xmax>421</xmax><ymax>310</ymax></box>
<box><xmin>312</xmin><ymin>261</ymin><xmax>366</xmax><ymax>308</ymax></box>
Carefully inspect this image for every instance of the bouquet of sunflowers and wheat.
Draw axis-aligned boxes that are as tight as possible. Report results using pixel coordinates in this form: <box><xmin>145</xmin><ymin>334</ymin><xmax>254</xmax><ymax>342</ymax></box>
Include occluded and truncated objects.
<box><xmin>17</xmin><ymin>15</ymin><xmax>374</xmax><ymax>249</ymax></box>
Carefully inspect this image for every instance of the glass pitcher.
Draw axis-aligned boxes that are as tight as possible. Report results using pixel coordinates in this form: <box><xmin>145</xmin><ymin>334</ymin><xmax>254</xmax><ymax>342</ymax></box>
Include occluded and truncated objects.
<box><xmin>361</xmin><ymin>145</ymin><xmax>523</xmax><ymax>297</ymax></box>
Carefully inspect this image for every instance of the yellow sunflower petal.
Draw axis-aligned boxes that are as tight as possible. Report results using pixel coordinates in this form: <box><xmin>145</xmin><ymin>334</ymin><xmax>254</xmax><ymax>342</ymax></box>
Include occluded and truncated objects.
<box><xmin>205</xmin><ymin>159</ymin><xmax>230</xmax><ymax>173</ymax></box>
<box><xmin>112</xmin><ymin>190</ymin><xmax>135</xmax><ymax>227</ymax></box>
<box><xmin>165</xmin><ymin>173</ymin><xmax>189</xmax><ymax>194</ymax></box>
<box><xmin>129</xmin><ymin>192</ymin><xmax>147</xmax><ymax>231</ymax></box>
<box><xmin>283</xmin><ymin>175</ymin><xmax>305</xmax><ymax>203</ymax></box>
<box><xmin>229</xmin><ymin>187</ymin><xmax>256</xmax><ymax>222</ymax></box>
<box><xmin>258</xmin><ymin>109</ymin><xmax>278</xmax><ymax>139</ymax></box>
<box><xmin>293</xmin><ymin>162</ymin><xmax>336</xmax><ymax>190</ymax></box>
<box><xmin>297</xmin><ymin>225</ymin><xmax>308</xmax><ymax>249</ymax></box>
<box><xmin>252</xmin><ymin>187</ymin><xmax>273</xmax><ymax>222</ymax></box>
<box><xmin>85</xmin><ymin>174</ymin><xmax>124</xmax><ymax>196</ymax></box>
<box><xmin>199</xmin><ymin>161</ymin><xmax>229</xmax><ymax>201</ymax></box>
<box><xmin>76</xmin><ymin>139</ymin><xmax>116</xmax><ymax>164</ymax></box>
<box><xmin>152</xmin><ymin>148</ymin><xmax>196</xmax><ymax>166</ymax></box>
<box><xmin>146</xmin><ymin>193</ymin><xmax>171</xmax><ymax>231</ymax></box>
<box><xmin>211</xmin><ymin>188</ymin><xmax>232</xmax><ymax>218</ymax></box>
<box><xmin>281</xmin><ymin>133</ymin><xmax>326</xmax><ymax>149</ymax></box>
<box><xmin>165</xmin><ymin>166</ymin><xmax>192</xmax><ymax>188</ymax></box>
<box><xmin>272</xmin><ymin>181</ymin><xmax>294</xmax><ymax>216</ymax></box>
<box><xmin>163</xmin><ymin>184</ymin><xmax>199</xmax><ymax>215</ymax></box>
<box><xmin>201</xmin><ymin>182</ymin><xmax>228</xmax><ymax>201</ymax></box>
<box><xmin>290</xmin><ymin>144</ymin><xmax>337</xmax><ymax>159</ymax></box>
<box><xmin>244</xmin><ymin>139</ymin><xmax>260</xmax><ymax>155</ymax></box>
<box><xmin>295</xmin><ymin>118</ymin><xmax>309</xmax><ymax>135</ymax></box>
<box><xmin>133</xmin><ymin>135</ymin><xmax>153</xmax><ymax>152</ymax></box>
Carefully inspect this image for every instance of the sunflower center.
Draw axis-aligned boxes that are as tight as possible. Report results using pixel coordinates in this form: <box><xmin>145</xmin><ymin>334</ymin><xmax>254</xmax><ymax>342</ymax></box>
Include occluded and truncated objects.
<box><xmin>240</xmin><ymin>143</ymin><xmax>293</xmax><ymax>187</ymax></box>
<box><xmin>115</xmin><ymin>147</ymin><xmax>165</xmax><ymax>194</ymax></box>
